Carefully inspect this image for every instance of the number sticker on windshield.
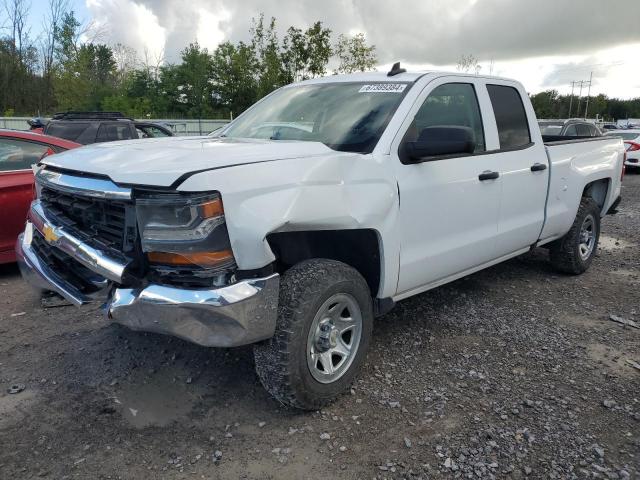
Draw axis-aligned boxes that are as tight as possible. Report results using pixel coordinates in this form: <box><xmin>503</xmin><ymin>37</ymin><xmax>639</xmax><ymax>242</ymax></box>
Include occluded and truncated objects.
<box><xmin>359</xmin><ymin>84</ymin><xmax>407</xmax><ymax>93</ymax></box>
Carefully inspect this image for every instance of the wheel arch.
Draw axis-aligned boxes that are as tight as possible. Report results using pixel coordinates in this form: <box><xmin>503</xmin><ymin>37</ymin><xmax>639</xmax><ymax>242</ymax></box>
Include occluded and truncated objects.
<box><xmin>266</xmin><ymin>229</ymin><xmax>382</xmax><ymax>297</ymax></box>
<box><xmin>581</xmin><ymin>177</ymin><xmax>610</xmax><ymax>212</ymax></box>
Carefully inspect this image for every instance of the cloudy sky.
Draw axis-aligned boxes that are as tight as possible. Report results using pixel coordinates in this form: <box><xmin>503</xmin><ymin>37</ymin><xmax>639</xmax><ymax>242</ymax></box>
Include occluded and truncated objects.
<box><xmin>29</xmin><ymin>0</ymin><xmax>640</xmax><ymax>98</ymax></box>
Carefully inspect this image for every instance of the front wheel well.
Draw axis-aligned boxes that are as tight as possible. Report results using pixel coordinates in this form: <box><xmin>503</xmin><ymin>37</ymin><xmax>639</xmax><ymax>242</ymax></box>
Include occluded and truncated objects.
<box><xmin>266</xmin><ymin>229</ymin><xmax>381</xmax><ymax>296</ymax></box>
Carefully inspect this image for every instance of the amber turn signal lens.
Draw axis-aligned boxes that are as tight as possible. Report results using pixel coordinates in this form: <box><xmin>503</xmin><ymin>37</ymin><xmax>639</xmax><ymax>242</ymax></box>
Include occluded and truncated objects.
<box><xmin>201</xmin><ymin>198</ymin><xmax>224</xmax><ymax>218</ymax></box>
<box><xmin>148</xmin><ymin>250</ymin><xmax>234</xmax><ymax>267</ymax></box>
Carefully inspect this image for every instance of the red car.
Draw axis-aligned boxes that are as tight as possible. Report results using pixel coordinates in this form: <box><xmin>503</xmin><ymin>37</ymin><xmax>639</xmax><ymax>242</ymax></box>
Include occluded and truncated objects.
<box><xmin>0</xmin><ymin>130</ymin><xmax>81</xmax><ymax>264</ymax></box>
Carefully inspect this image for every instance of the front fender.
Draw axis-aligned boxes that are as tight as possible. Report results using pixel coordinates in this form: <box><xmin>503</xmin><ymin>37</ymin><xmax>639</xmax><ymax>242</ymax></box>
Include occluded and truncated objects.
<box><xmin>178</xmin><ymin>153</ymin><xmax>401</xmax><ymax>298</ymax></box>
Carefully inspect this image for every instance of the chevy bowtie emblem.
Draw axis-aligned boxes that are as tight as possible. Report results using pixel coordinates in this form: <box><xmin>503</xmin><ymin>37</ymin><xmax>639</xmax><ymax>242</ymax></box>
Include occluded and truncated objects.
<box><xmin>43</xmin><ymin>225</ymin><xmax>59</xmax><ymax>244</ymax></box>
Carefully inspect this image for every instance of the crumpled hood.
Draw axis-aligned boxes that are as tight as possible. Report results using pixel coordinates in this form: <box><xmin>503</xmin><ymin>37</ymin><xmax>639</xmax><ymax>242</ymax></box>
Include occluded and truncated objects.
<box><xmin>41</xmin><ymin>136</ymin><xmax>337</xmax><ymax>187</ymax></box>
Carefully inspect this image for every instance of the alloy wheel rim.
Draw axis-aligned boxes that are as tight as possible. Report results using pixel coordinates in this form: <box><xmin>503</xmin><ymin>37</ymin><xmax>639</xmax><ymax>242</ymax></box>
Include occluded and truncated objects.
<box><xmin>306</xmin><ymin>293</ymin><xmax>363</xmax><ymax>384</ymax></box>
<box><xmin>578</xmin><ymin>214</ymin><xmax>596</xmax><ymax>260</ymax></box>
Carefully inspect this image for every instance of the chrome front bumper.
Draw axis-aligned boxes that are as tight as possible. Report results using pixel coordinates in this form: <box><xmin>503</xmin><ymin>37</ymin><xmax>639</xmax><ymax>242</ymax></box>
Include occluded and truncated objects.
<box><xmin>17</xmin><ymin>203</ymin><xmax>280</xmax><ymax>347</ymax></box>
<box><xmin>106</xmin><ymin>276</ymin><xmax>279</xmax><ymax>347</ymax></box>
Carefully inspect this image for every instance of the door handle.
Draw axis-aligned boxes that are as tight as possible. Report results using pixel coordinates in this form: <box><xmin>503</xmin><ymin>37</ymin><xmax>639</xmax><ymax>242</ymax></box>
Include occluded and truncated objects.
<box><xmin>530</xmin><ymin>163</ymin><xmax>547</xmax><ymax>172</ymax></box>
<box><xmin>478</xmin><ymin>170</ymin><xmax>500</xmax><ymax>181</ymax></box>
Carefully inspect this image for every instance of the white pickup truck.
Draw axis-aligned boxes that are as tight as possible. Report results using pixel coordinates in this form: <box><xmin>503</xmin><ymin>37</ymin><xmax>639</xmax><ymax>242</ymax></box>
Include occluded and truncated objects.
<box><xmin>17</xmin><ymin>66</ymin><xmax>624</xmax><ymax>409</ymax></box>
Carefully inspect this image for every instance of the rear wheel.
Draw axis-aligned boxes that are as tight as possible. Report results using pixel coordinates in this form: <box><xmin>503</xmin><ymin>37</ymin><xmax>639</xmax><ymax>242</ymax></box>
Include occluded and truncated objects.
<box><xmin>550</xmin><ymin>197</ymin><xmax>600</xmax><ymax>274</ymax></box>
<box><xmin>253</xmin><ymin>259</ymin><xmax>373</xmax><ymax>410</ymax></box>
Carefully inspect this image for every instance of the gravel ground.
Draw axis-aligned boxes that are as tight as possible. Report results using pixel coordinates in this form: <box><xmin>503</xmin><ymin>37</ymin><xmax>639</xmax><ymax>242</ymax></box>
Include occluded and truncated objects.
<box><xmin>1</xmin><ymin>174</ymin><xmax>639</xmax><ymax>480</ymax></box>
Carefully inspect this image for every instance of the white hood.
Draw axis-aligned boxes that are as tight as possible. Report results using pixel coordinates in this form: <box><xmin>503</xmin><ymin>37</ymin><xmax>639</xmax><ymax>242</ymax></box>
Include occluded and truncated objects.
<box><xmin>42</xmin><ymin>136</ymin><xmax>336</xmax><ymax>187</ymax></box>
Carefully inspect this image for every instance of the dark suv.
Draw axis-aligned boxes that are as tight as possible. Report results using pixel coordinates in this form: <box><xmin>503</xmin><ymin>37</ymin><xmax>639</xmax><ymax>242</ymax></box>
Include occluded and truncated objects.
<box><xmin>44</xmin><ymin>112</ymin><xmax>173</xmax><ymax>145</ymax></box>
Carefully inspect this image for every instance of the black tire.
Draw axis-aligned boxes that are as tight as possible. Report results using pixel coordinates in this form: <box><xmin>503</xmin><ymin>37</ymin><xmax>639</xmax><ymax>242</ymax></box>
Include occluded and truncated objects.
<box><xmin>253</xmin><ymin>259</ymin><xmax>373</xmax><ymax>410</ymax></box>
<box><xmin>550</xmin><ymin>197</ymin><xmax>600</xmax><ymax>274</ymax></box>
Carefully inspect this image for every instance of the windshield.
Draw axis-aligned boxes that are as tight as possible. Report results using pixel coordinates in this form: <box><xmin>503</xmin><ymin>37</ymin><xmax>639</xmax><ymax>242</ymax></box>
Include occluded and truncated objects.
<box><xmin>222</xmin><ymin>82</ymin><xmax>410</xmax><ymax>153</ymax></box>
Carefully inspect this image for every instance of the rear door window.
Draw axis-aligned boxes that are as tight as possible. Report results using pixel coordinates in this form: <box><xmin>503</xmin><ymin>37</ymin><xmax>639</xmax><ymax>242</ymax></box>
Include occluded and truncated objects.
<box><xmin>96</xmin><ymin>123</ymin><xmax>134</xmax><ymax>142</ymax></box>
<box><xmin>576</xmin><ymin>124</ymin><xmax>591</xmax><ymax>137</ymax></box>
<box><xmin>136</xmin><ymin>125</ymin><xmax>172</xmax><ymax>138</ymax></box>
<box><xmin>487</xmin><ymin>85</ymin><xmax>531</xmax><ymax>149</ymax></box>
<box><xmin>45</xmin><ymin>122</ymin><xmax>91</xmax><ymax>142</ymax></box>
<box><xmin>0</xmin><ymin>138</ymin><xmax>49</xmax><ymax>171</ymax></box>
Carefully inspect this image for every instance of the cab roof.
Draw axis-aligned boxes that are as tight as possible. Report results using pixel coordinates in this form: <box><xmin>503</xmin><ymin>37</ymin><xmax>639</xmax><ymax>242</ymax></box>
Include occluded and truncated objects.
<box><xmin>294</xmin><ymin>70</ymin><xmax>519</xmax><ymax>86</ymax></box>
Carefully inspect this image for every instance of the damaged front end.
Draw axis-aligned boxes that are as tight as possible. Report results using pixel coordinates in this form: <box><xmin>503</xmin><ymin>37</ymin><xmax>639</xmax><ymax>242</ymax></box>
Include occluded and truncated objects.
<box><xmin>17</xmin><ymin>167</ymin><xmax>280</xmax><ymax>347</ymax></box>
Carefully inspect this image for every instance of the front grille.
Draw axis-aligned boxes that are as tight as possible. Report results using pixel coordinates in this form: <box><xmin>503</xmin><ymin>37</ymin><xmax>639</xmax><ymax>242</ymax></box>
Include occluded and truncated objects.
<box><xmin>31</xmin><ymin>229</ymin><xmax>105</xmax><ymax>293</ymax></box>
<box><xmin>40</xmin><ymin>186</ymin><xmax>136</xmax><ymax>253</ymax></box>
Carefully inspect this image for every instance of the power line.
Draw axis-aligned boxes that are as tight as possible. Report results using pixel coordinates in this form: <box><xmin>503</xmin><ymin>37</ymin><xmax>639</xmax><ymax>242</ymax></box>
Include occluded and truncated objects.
<box><xmin>567</xmin><ymin>75</ymin><xmax>592</xmax><ymax>119</ymax></box>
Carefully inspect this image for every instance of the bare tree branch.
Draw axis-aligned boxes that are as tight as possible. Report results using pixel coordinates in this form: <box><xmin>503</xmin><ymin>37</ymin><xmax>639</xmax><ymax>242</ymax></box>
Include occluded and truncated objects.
<box><xmin>40</xmin><ymin>0</ymin><xmax>69</xmax><ymax>76</ymax></box>
<box><xmin>3</xmin><ymin>0</ymin><xmax>32</xmax><ymax>60</ymax></box>
<box><xmin>456</xmin><ymin>54</ymin><xmax>480</xmax><ymax>74</ymax></box>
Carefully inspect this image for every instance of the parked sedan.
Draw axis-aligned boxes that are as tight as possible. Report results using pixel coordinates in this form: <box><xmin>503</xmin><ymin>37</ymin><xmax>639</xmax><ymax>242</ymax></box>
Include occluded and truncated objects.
<box><xmin>605</xmin><ymin>130</ymin><xmax>640</xmax><ymax>170</ymax></box>
<box><xmin>0</xmin><ymin>130</ymin><xmax>80</xmax><ymax>263</ymax></box>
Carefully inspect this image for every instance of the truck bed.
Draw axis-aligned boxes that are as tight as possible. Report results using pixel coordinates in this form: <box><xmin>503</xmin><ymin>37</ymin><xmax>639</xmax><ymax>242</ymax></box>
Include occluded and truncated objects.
<box><xmin>539</xmin><ymin>136</ymin><xmax>624</xmax><ymax>243</ymax></box>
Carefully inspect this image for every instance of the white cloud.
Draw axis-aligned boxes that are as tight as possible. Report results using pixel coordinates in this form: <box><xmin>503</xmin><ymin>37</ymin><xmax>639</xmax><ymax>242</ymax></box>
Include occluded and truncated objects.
<box><xmin>84</xmin><ymin>0</ymin><xmax>640</xmax><ymax>98</ymax></box>
<box><xmin>86</xmin><ymin>0</ymin><xmax>166</xmax><ymax>63</ymax></box>
<box><xmin>196</xmin><ymin>7</ymin><xmax>231</xmax><ymax>53</ymax></box>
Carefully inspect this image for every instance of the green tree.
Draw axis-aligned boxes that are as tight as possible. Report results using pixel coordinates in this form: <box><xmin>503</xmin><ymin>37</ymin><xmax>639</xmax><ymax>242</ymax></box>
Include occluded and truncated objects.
<box><xmin>176</xmin><ymin>42</ymin><xmax>214</xmax><ymax>118</ymax></box>
<box><xmin>530</xmin><ymin>90</ymin><xmax>561</xmax><ymax>118</ymax></box>
<box><xmin>334</xmin><ymin>33</ymin><xmax>377</xmax><ymax>74</ymax></box>
<box><xmin>210</xmin><ymin>41</ymin><xmax>259</xmax><ymax>117</ymax></box>
<box><xmin>54</xmin><ymin>42</ymin><xmax>117</xmax><ymax>110</ymax></box>
<box><xmin>54</xmin><ymin>10</ymin><xmax>81</xmax><ymax>64</ymax></box>
<box><xmin>251</xmin><ymin>15</ymin><xmax>286</xmax><ymax>97</ymax></box>
<box><xmin>304</xmin><ymin>22</ymin><xmax>332</xmax><ymax>78</ymax></box>
<box><xmin>282</xmin><ymin>21</ymin><xmax>332</xmax><ymax>82</ymax></box>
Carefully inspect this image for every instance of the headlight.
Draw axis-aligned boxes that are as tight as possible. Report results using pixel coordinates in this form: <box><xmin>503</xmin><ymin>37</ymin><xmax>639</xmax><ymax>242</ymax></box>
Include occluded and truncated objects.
<box><xmin>136</xmin><ymin>192</ymin><xmax>235</xmax><ymax>270</ymax></box>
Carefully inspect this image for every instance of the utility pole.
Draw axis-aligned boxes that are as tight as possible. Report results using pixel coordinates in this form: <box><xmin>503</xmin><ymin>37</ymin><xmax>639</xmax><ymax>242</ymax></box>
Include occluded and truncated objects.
<box><xmin>584</xmin><ymin>71</ymin><xmax>593</xmax><ymax>119</ymax></box>
<box><xmin>576</xmin><ymin>80</ymin><xmax>584</xmax><ymax>118</ymax></box>
<box><xmin>568</xmin><ymin>81</ymin><xmax>576</xmax><ymax>118</ymax></box>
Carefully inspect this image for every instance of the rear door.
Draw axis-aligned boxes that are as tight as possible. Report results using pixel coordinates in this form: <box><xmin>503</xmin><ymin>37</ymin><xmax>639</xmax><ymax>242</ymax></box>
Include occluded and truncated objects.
<box><xmin>485</xmin><ymin>83</ymin><xmax>549</xmax><ymax>254</ymax></box>
<box><xmin>576</xmin><ymin>123</ymin><xmax>592</xmax><ymax>137</ymax></box>
<box><xmin>96</xmin><ymin>122</ymin><xmax>135</xmax><ymax>143</ymax></box>
<box><xmin>391</xmin><ymin>77</ymin><xmax>504</xmax><ymax>295</ymax></box>
<box><xmin>0</xmin><ymin>138</ymin><xmax>49</xmax><ymax>261</ymax></box>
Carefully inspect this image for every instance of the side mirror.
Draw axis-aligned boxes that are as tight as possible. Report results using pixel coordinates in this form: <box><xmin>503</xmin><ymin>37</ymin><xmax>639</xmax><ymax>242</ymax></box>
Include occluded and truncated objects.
<box><xmin>404</xmin><ymin>126</ymin><xmax>475</xmax><ymax>162</ymax></box>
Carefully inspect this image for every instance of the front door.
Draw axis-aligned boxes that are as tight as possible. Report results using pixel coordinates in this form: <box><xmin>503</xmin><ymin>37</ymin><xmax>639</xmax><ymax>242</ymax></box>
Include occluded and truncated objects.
<box><xmin>391</xmin><ymin>79</ymin><xmax>503</xmax><ymax>295</ymax></box>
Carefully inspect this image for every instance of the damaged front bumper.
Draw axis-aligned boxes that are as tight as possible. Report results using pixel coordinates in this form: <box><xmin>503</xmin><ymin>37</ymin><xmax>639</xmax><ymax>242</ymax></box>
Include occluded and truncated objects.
<box><xmin>17</xmin><ymin>216</ymin><xmax>280</xmax><ymax>347</ymax></box>
<box><xmin>105</xmin><ymin>275</ymin><xmax>279</xmax><ymax>347</ymax></box>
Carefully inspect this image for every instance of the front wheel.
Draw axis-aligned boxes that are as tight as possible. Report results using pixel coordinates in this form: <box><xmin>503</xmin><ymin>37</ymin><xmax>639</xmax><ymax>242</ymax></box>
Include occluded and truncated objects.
<box><xmin>253</xmin><ymin>259</ymin><xmax>373</xmax><ymax>410</ymax></box>
<box><xmin>550</xmin><ymin>197</ymin><xmax>600</xmax><ymax>274</ymax></box>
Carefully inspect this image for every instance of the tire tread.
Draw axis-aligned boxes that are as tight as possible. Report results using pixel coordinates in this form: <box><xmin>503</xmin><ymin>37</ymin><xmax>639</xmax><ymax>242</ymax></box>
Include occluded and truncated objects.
<box><xmin>550</xmin><ymin>197</ymin><xmax>600</xmax><ymax>275</ymax></box>
<box><xmin>253</xmin><ymin>259</ymin><xmax>372</xmax><ymax>410</ymax></box>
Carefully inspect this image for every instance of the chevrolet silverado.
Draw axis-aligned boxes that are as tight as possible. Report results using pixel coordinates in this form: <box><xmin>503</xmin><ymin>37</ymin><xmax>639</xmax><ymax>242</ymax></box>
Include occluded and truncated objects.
<box><xmin>17</xmin><ymin>66</ymin><xmax>625</xmax><ymax>409</ymax></box>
